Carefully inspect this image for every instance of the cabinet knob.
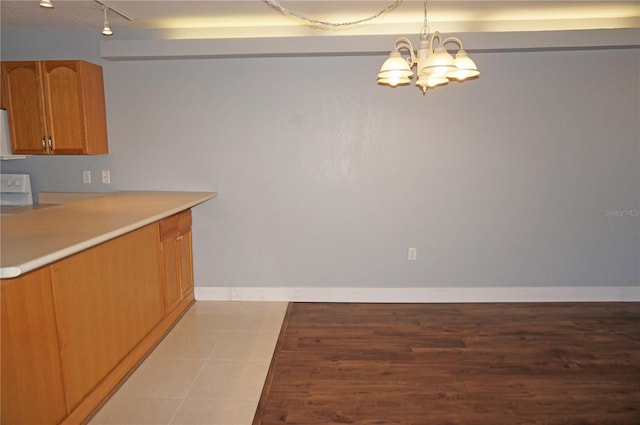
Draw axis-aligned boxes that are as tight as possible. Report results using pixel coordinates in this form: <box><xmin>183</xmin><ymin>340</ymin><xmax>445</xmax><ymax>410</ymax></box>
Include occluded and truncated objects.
<box><xmin>41</xmin><ymin>138</ymin><xmax>46</xmax><ymax>152</ymax></box>
<box><xmin>47</xmin><ymin>137</ymin><xmax>53</xmax><ymax>153</ymax></box>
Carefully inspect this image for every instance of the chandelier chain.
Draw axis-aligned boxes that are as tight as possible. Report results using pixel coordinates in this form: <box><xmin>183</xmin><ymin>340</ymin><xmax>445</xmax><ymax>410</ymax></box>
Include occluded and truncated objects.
<box><xmin>420</xmin><ymin>0</ymin><xmax>430</xmax><ymax>39</ymax></box>
<box><xmin>264</xmin><ymin>0</ymin><xmax>403</xmax><ymax>28</ymax></box>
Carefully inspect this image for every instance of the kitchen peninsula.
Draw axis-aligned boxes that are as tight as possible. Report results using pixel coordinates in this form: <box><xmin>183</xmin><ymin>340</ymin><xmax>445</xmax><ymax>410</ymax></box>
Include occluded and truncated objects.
<box><xmin>0</xmin><ymin>191</ymin><xmax>216</xmax><ymax>425</ymax></box>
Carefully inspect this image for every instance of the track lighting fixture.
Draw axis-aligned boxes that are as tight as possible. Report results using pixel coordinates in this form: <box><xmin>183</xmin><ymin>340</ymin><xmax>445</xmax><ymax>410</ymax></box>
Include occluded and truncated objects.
<box><xmin>37</xmin><ymin>0</ymin><xmax>132</xmax><ymax>35</ymax></box>
<box><xmin>94</xmin><ymin>0</ymin><xmax>134</xmax><ymax>36</ymax></box>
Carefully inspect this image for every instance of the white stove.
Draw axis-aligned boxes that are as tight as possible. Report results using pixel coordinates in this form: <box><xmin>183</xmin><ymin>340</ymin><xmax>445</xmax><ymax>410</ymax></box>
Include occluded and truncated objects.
<box><xmin>0</xmin><ymin>173</ymin><xmax>33</xmax><ymax>210</ymax></box>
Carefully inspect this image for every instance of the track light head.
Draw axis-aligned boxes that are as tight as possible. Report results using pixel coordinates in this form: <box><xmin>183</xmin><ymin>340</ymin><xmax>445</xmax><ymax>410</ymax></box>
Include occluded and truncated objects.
<box><xmin>102</xmin><ymin>6</ymin><xmax>113</xmax><ymax>36</ymax></box>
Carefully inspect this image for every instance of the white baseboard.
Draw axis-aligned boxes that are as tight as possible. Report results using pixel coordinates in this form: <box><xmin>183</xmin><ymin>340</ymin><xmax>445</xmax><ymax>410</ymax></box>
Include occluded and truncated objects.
<box><xmin>194</xmin><ymin>286</ymin><xmax>640</xmax><ymax>303</ymax></box>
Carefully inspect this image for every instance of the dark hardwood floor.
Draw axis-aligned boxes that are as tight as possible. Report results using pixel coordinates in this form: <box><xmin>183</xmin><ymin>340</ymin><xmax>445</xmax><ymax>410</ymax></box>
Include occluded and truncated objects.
<box><xmin>254</xmin><ymin>302</ymin><xmax>640</xmax><ymax>425</ymax></box>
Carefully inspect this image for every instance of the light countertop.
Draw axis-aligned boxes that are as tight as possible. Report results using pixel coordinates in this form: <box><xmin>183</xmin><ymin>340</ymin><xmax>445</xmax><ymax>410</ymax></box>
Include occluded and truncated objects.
<box><xmin>0</xmin><ymin>191</ymin><xmax>216</xmax><ymax>279</ymax></box>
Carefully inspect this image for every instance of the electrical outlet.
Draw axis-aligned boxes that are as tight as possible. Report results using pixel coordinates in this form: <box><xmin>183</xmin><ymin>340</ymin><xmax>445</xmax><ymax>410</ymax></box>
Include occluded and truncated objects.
<box><xmin>101</xmin><ymin>170</ymin><xmax>111</xmax><ymax>184</ymax></box>
<box><xmin>408</xmin><ymin>248</ymin><xmax>417</xmax><ymax>261</ymax></box>
<box><xmin>82</xmin><ymin>170</ymin><xmax>91</xmax><ymax>184</ymax></box>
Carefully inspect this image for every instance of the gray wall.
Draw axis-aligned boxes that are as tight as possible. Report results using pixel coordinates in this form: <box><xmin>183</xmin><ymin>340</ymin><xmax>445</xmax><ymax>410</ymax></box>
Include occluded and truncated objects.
<box><xmin>2</xmin><ymin>29</ymin><xmax>639</xmax><ymax>290</ymax></box>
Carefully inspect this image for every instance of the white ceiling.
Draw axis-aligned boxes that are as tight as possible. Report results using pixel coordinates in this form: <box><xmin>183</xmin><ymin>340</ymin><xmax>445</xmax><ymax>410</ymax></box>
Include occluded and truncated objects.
<box><xmin>1</xmin><ymin>1</ymin><xmax>639</xmax><ymax>39</ymax></box>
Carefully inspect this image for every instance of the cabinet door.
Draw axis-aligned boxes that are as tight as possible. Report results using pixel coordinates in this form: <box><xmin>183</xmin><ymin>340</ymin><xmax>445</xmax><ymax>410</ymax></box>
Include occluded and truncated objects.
<box><xmin>160</xmin><ymin>215</ymin><xmax>182</xmax><ymax>313</ymax></box>
<box><xmin>1</xmin><ymin>61</ymin><xmax>48</xmax><ymax>154</ymax></box>
<box><xmin>1</xmin><ymin>268</ymin><xmax>67</xmax><ymax>425</ymax></box>
<box><xmin>41</xmin><ymin>61</ymin><xmax>108</xmax><ymax>155</ymax></box>
<box><xmin>177</xmin><ymin>210</ymin><xmax>194</xmax><ymax>297</ymax></box>
<box><xmin>160</xmin><ymin>210</ymin><xmax>195</xmax><ymax>310</ymax></box>
<box><xmin>50</xmin><ymin>224</ymin><xmax>164</xmax><ymax>412</ymax></box>
<box><xmin>41</xmin><ymin>61</ymin><xmax>86</xmax><ymax>154</ymax></box>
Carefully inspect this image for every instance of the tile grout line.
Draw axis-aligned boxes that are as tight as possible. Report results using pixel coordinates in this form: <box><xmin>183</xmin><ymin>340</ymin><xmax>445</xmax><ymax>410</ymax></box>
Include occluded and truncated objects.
<box><xmin>166</xmin><ymin>329</ymin><xmax>223</xmax><ymax>425</ymax></box>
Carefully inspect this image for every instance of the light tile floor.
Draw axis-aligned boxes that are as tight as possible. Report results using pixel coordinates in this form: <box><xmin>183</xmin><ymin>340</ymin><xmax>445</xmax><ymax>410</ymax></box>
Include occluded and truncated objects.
<box><xmin>89</xmin><ymin>301</ymin><xmax>288</xmax><ymax>425</ymax></box>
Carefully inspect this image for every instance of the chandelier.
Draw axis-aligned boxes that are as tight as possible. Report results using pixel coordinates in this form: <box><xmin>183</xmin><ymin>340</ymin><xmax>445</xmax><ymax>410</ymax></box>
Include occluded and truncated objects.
<box><xmin>377</xmin><ymin>0</ymin><xmax>479</xmax><ymax>94</ymax></box>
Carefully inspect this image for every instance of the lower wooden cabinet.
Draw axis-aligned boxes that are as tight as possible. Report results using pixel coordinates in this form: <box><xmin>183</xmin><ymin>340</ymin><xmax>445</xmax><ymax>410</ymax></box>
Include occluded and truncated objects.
<box><xmin>50</xmin><ymin>223</ymin><xmax>164</xmax><ymax>412</ymax></box>
<box><xmin>1</xmin><ymin>267</ymin><xmax>67</xmax><ymax>425</ymax></box>
<box><xmin>0</xmin><ymin>209</ymin><xmax>196</xmax><ymax>425</ymax></box>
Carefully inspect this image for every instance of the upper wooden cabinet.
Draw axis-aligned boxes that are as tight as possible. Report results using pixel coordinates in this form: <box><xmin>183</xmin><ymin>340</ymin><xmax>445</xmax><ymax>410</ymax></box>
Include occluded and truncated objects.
<box><xmin>1</xmin><ymin>60</ymin><xmax>108</xmax><ymax>155</ymax></box>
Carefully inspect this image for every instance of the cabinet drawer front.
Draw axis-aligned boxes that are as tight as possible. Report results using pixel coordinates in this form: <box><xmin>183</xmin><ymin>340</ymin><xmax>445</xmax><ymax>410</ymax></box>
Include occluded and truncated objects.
<box><xmin>177</xmin><ymin>209</ymin><xmax>192</xmax><ymax>233</ymax></box>
<box><xmin>159</xmin><ymin>214</ymin><xmax>179</xmax><ymax>239</ymax></box>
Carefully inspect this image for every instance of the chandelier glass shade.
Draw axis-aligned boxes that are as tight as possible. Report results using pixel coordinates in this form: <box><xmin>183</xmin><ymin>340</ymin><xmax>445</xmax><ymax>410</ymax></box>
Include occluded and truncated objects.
<box><xmin>450</xmin><ymin>50</ymin><xmax>481</xmax><ymax>80</ymax></box>
<box><xmin>377</xmin><ymin>1</ymin><xmax>479</xmax><ymax>94</ymax></box>
<box><xmin>377</xmin><ymin>49</ymin><xmax>413</xmax><ymax>87</ymax></box>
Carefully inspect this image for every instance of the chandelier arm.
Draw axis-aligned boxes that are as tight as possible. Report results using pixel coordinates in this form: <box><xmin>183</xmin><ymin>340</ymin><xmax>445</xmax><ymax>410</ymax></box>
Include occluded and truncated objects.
<box><xmin>428</xmin><ymin>31</ymin><xmax>442</xmax><ymax>51</ymax></box>
<box><xmin>393</xmin><ymin>36</ymin><xmax>417</xmax><ymax>66</ymax></box>
<box><xmin>441</xmin><ymin>36</ymin><xmax>464</xmax><ymax>51</ymax></box>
